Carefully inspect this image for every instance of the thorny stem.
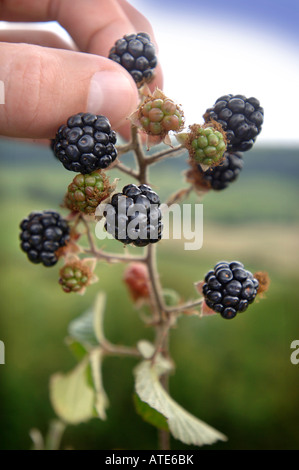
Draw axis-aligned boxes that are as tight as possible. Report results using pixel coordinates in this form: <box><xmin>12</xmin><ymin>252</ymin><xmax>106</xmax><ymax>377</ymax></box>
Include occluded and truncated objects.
<box><xmin>145</xmin><ymin>243</ymin><xmax>172</xmax><ymax>451</ymax></box>
<box><xmin>145</xmin><ymin>144</ymin><xmax>185</xmax><ymax>165</ymax></box>
<box><xmin>165</xmin><ymin>185</ymin><xmax>193</xmax><ymax>206</ymax></box>
<box><xmin>146</xmin><ymin>243</ymin><xmax>167</xmax><ymax>321</ymax></box>
<box><xmin>116</xmin><ymin>142</ymin><xmax>133</xmax><ymax>156</ymax></box>
<box><xmin>100</xmin><ymin>340</ymin><xmax>141</xmax><ymax>358</ymax></box>
<box><xmin>84</xmin><ymin>246</ymin><xmax>145</xmax><ymax>264</ymax></box>
<box><xmin>113</xmin><ymin>160</ymin><xmax>139</xmax><ymax>180</ymax></box>
<box><xmin>158</xmin><ymin>373</ymin><xmax>171</xmax><ymax>450</ymax></box>
<box><xmin>131</xmin><ymin>125</ymin><xmax>149</xmax><ymax>184</ymax></box>
<box><xmin>165</xmin><ymin>297</ymin><xmax>204</xmax><ymax>315</ymax></box>
<box><xmin>114</xmin><ymin>126</ymin><xmax>186</xmax><ymax>184</ymax></box>
<box><xmin>76</xmin><ymin>123</ymin><xmax>204</xmax><ymax>451</ymax></box>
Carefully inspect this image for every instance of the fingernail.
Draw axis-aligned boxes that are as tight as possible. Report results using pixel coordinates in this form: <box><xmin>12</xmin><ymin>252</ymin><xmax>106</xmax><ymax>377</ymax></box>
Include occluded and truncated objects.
<box><xmin>87</xmin><ymin>71</ymin><xmax>138</xmax><ymax>127</ymax></box>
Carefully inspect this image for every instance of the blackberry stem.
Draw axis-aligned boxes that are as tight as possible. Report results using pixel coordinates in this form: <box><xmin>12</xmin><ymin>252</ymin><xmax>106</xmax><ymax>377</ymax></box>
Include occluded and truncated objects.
<box><xmin>166</xmin><ymin>185</ymin><xmax>193</xmax><ymax>206</ymax></box>
<box><xmin>113</xmin><ymin>160</ymin><xmax>139</xmax><ymax>180</ymax></box>
<box><xmin>131</xmin><ymin>125</ymin><xmax>149</xmax><ymax>184</ymax></box>
<box><xmin>84</xmin><ymin>246</ymin><xmax>146</xmax><ymax>264</ymax></box>
<box><xmin>145</xmin><ymin>243</ymin><xmax>167</xmax><ymax>321</ymax></box>
<box><xmin>165</xmin><ymin>297</ymin><xmax>204</xmax><ymax>314</ymax></box>
<box><xmin>116</xmin><ymin>142</ymin><xmax>134</xmax><ymax>155</ymax></box>
<box><xmin>145</xmin><ymin>144</ymin><xmax>185</xmax><ymax>165</ymax></box>
<box><xmin>77</xmin><ymin>123</ymin><xmax>204</xmax><ymax>451</ymax></box>
<box><xmin>99</xmin><ymin>342</ymin><xmax>141</xmax><ymax>358</ymax></box>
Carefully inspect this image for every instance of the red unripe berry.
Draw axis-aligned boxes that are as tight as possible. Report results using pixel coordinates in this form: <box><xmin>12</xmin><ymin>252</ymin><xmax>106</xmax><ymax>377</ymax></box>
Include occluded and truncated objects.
<box><xmin>123</xmin><ymin>263</ymin><xmax>150</xmax><ymax>302</ymax></box>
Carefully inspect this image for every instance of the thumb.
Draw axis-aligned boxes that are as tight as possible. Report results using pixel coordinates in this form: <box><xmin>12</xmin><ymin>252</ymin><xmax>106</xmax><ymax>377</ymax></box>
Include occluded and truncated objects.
<box><xmin>0</xmin><ymin>42</ymin><xmax>139</xmax><ymax>139</ymax></box>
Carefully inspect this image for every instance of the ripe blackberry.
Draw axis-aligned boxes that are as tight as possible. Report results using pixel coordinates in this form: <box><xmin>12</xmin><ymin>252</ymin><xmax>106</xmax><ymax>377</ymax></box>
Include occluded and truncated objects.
<box><xmin>204</xmin><ymin>95</ymin><xmax>264</xmax><ymax>152</ymax></box>
<box><xmin>202</xmin><ymin>261</ymin><xmax>259</xmax><ymax>319</ymax></box>
<box><xmin>104</xmin><ymin>184</ymin><xmax>162</xmax><ymax>246</ymax></box>
<box><xmin>109</xmin><ymin>32</ymin><xmax>157</xmax><ymax>86</ymax></box>
<box><xmin>197</xmin><ymin>151</ymin><xmax>243</xmax><ymax>191</ymax></box>
<box><xmin>64</xmin><ymin>169</ymin><xmax>112</xmax><ymax>214</ymax></box>
<box><xmin>52</xmin><ymin>113</ymin><xmax>117</xmax><ymax>174</ymax></box>
<box><xmin>20</xmin><ymin>211</ymin><xmax>70</xmax><ymax>267</ymax></box>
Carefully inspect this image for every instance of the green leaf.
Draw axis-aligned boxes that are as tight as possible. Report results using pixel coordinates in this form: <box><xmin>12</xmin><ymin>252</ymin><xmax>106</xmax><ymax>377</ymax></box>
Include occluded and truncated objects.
<box><xmin>134</xmin><ymin>358</ymin><xmax>227</xmax><ymax>447</ymax></box>
<box><xmin>137</xmin><ymin>340</ymin><xmax>155</xmax><ymax>359</ymax></box>
<box><xmin>89</xmin><ymin>348</ymin><xmax>109</xmax><ymax>420</ymax></box>
<box><xmin>93</xmin><ymin>292</ymin><xmax>106</xmax><ymax>345</ymax></box>
<box><xmin>50</xmin><ymin>359</ymin><xmax>95</xmax><ymax>425</ymax></box>
<box><xmin>68</xmin><ymin>309</ymin><xmax>98</xmax><ymax>348</ymax></box>
<box><xmin>65</xmin><ymin>338</ymin><xmax>89</xmax><ymax>361</ymax></box>
<box><xmin>133</xmin><ymin>393</ymin><xmax>169</xmax><ymax>431</ymax></box>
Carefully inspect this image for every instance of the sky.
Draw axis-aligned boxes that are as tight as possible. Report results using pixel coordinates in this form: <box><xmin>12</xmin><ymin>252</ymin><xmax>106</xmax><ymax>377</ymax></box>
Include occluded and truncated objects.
<box><xmin>129</xmin><ymin>0</ymin><xmax>299</xmax><ymax>146</ymax></box>
<box><xmin>137</xmin><ymin>0</ymin><xmax>299</xmax><ymax>45</ymax></box>
<box><xmin>1</xmin><ymin>0</ymin><xmax>298</xmax><ymax>146</ymax></box>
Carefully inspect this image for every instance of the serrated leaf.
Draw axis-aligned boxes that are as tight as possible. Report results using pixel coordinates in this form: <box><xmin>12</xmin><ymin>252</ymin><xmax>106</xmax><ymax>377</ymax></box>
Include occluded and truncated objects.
<box><xmin>89</xmin><ymin>348</ymin><xmax>109</xmax><ymax>420</ymax></box>
<box><xmin>134</xmin><ymin>359</ymin><xmax>227</xmax><ymax>447</ymax></box>
<box><xmin>93</xmin><ymin>292</ymin><xmax>106</xmax><ymax>345</ymax></box>
<box><xmin>68</xmin><ymin>309</ymin><xmax>98</xmax><ymax>348</ymax></box>
<box><xmin>50</xmin><ymin>359</ymin><xmax>95</xmax><ymax>425</ymax></box>
<box><xmin>133</xmin><ymin>393</ymin><xmax>169</xmax><ymax>432</ymax></box>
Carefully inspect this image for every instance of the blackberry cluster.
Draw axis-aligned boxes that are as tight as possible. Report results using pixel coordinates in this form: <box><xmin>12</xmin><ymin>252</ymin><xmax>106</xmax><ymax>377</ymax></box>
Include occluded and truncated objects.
<box><xmin>198</xmin><ymin>151</ymin><xmax>243</xmax><ymax>190</ymax></box>
<box><xmin>20</xmin><ymin>211</ymin><xmax>70</xmax><ymax>267</ymax></box>
<box><xmin>52</xmin><ymin>113</ymin><xmax>117</xmax><ymax>174</ymax></box>
<box><xmin>204</xmin><ymin>94</ymin><xmax>264</xmax><ymax>152</ymax></box>
<box><xmin>104</xmin><ymin>184</ymin><xmax>162</xmax><ymax>246</ymax></box>
<box><xmin>109</xmin><ymin>32</ymin><xmax>157</xmax><ymax>85</ymax></box>
<box><xmin>202</xmin><ymin>261</ymin><xmax>259</xmax><ymax>319</ymax></box>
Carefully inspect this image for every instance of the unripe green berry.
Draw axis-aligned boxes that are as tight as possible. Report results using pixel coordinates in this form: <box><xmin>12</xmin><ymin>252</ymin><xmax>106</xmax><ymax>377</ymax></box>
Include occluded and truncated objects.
<box><xmin>182</xmin><ymin>123</ymin><xmax>227</xmax><ymax>167</ymax></box>
<box><xmin>64</xmin><ymin>169</ymin><xmax>111</xmax><ymax>214</ymax></box>
<box><xmin>59</xmin><ymin>261</ymin><xmax>92</xmax><ymax>293</ymax></box>
<box><xmin>137</xmin><ymin>89</ymin><xmax>184</xmax><ymax>138</ymax></box>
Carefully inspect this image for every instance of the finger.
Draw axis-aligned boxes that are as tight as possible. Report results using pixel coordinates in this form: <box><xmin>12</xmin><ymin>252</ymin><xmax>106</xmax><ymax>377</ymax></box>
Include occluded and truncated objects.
<box><xmin>0</xmin><ymin>0</ymin><xmax>136</xmax><ymax>55</ymax></box>
<box><xmin>0</xmin><ymin>29</ymin><xmax>76</xmax><ymax>50</ymax></box>
<box><xmin>1</xmin><ymin>0</ymin><xmax>163</xmax><ymax>89</ymax></box>
<box><xmin>117</xmin><ymin>0</ymin><xmax>159</xmax><ymax>51</ymax></box>
<box><xmin>0</xmin><ymin>42</ymin><xmax>138</xmax><ymax>139</ymax></box>
<box><xmin>116</xmin><ymin>0</ymin><xmax>163</xmax><ymax>91</ymax></box>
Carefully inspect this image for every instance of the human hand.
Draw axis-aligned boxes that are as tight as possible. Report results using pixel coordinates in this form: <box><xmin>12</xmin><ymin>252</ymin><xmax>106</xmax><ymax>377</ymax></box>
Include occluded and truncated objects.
<box><xmin>0</xmin><ymin>0</ymin><xmax>163</xmax><ymax>140</ymax></box>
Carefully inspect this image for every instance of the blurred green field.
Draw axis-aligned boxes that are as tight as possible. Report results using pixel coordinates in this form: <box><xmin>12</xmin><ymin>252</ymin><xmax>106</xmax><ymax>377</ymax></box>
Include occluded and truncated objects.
<box><xmin>0</xmin><ymin>139</ymin><xmax>299</xmax><ymax>450</ymax></box>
